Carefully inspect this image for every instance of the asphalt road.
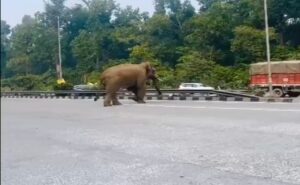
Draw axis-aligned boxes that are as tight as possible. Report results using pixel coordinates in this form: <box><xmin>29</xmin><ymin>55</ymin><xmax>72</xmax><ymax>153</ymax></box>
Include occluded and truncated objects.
<box><xmin>1</xmin><ymin>98</ymin><xmax>300</xmax><ymax>185</ymax></box>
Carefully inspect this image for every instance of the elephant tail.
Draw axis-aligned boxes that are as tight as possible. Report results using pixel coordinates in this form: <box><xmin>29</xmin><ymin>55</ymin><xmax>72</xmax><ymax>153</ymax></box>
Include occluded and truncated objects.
<box><xmin>99</xmin><ymin>74</ymin><xmax>106</xmax><ymax>88</ymax></box>
<box><xmin>94</xmin><ymin>75</ymin><xmax>106</xmax><ymax>102</ymax></box>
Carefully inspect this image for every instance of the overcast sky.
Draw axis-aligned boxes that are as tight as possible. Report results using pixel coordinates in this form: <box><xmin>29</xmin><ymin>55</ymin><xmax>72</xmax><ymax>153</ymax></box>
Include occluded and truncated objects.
<box><xmin>1</xmin><ymin>0</ymin><xmax>199</xmax><ymax>27</ymax></box>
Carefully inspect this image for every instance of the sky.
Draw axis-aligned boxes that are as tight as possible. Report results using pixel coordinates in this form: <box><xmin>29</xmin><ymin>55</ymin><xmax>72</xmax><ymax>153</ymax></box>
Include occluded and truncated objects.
<box><xmin>1</xmin><ymin>0</ymin><xmax>199</xmax><ymax>28</ymax></box>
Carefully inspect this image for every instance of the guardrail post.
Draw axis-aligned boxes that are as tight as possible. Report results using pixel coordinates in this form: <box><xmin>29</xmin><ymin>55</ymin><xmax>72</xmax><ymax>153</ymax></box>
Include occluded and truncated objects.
<box><xmin>250</xmin><ymin>97</ymin><xmax>259</xmax><ymax>102</ymax></box>
<box><xmin>205</xmin><ymin>97</ymin><xmax>213</xmax><ymax>101</ymax></box>
<box><xmin>234</xmin><ymin>97</ymin><xmax>243</xmax><ymax>101</ymax></box>
<box><xmin>192</xmin><ymin>97</ymin><xmax>199</xmax><ymax>100</ymax></box>
<box><xmin>219</xmin><ymin>96</ymin><xmax>227</xmax><ymax>101</ymax></box>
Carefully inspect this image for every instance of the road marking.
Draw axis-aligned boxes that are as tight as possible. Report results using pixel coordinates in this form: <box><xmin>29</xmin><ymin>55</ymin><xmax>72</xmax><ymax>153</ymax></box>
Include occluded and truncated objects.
<box><xmin>144</xmin><ymin>100</ymin><xmax>300</xmax><ymax>105</ymax></box>
<box><xmin>188</xmin><ymin>100</ymin><xmax>300</xmax><ymax>105</ymax></box>
<box><xmin>132</xmin><ymin>104</ymin><xmax>300</xmax><ymax>112</ymax></box>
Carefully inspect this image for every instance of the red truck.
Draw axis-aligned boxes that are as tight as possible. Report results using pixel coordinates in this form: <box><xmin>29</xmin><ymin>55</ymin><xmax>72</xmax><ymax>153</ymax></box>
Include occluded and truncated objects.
<box><xmin>250</xmin><ymin>60</ymin><xmax>300</xmax><ymax>97</ymax></box>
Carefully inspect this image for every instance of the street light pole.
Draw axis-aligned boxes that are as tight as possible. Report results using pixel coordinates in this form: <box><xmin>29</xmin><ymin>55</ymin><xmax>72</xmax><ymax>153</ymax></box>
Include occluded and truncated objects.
<box><xmin>264</xmin><ymin>0</ymin><xmax>272</xmax><ymax>95</ymax></box>
<box><xmin>57</xmin><ymin>16</ymin><xmax>63</xmax><ymax>80</ymax></box>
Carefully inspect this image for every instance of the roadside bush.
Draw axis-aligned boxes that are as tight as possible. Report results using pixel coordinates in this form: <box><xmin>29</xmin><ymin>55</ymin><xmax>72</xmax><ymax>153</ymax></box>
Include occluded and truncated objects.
<box><xmin>149</xmin><ymin>60</ymin><xmax>176</xmax><ymax>88</ymax></box>
<box><xmin>53</xmin><ymin>82</ymin><xmax>73</xmax><ymax>90</ymax></box>
<box><xmin>175</xmin><ymin>52</ymin><xmax>249</xmax><ymax>89</ymax></box>
<box><xmin>210</xmin><ymin>65</ymin><xmax>249</xmax><ymax>89</ymax></box>
<box><xmin>1</xmin><ymin>75</ymin><xmax>47</xmax><ymax>91</ymax></box>
<box><xmin>62</xmin><ymin>68</ymin><xmax>82</xmax><ymax>85</ymax></box>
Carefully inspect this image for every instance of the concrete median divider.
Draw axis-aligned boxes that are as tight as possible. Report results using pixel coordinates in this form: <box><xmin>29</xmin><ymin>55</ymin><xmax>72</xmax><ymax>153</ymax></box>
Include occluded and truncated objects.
<box><xmin>1</xmin><ymin>90</ymin><xmax>297</xmax><ymax>103</ymax></box>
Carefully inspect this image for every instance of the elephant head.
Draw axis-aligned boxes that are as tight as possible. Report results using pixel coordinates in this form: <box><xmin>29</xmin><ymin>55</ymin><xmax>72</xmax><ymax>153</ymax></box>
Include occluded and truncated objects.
<box><xmin>128</xmin><ymin>62</ymin><xmax>162</xmax><ymax>100</ymax></box>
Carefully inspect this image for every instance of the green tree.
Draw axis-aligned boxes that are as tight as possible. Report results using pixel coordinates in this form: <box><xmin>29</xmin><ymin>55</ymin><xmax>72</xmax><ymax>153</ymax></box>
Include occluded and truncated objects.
<box><xmin>7</xmin><ymin>16</ymin><xmax>36</xmax><ymax>75</ymax></box>
<box><xmin>196</xmin><ymin>0</ymin><xmax>219</xmax><ymax>11</ymax></box>
<box><xmin>154</xmin><ymin>0</ymin><xmax>166</xmax><ymax>15</ymax></box>
<box><xmin>7</xmin><ymin>15</ymin><xmax>57</xmax><ymax>75</ymax></box>
<box><xmin>2</xmin><ymin>0</ymin><xmax>300</xmax><ymax>90</ymax></box>
<box><xmin>44</xmin><ymin>0</ymin><xmax>67</xmax><ymax>28</ymax></box>
<box><xmin>62</xmin><ymin>4</ymin><xmax>89</xmax><ymax>68</ymax></box>
<box><xmin>175</xmin><ymin>51</ymin><xmax>249</xmax><ymax>89</ymax></box>
<box><xmin>43</xmin><ymin>0</ymin><xmax>68</xmax><ymax>79</ymax></box>
<box><xmin>1</xmin><ymin>20</ymin><xmax>11</xmax><ymax>77</ymax></box>
<box><xmin>86</xmin><ymin>0</ymin><xmax>117</xmax><ymax>27</ymax></box>
<box><xmin>175</xmin><ymin>51</ymin><xmax>216</xmax><ymax>86</ymax></box>
<box><xmin>143</xmin><ymin>0</ymin><xmax>195</xmax><ymax>67</ymax></box>
<box><xmin>184</xmin><ymin>3</ymin><xmax>237</xmax><ymax>65</ymax></box>
<box><xmin>71</xmin><ymin>0</ymin><xmax>119</xmax><ymax>79</ymax></box>
<box><xmin>111</xmin><ymin>6</ymin><xmax>148</xmax><ymax>59</ymax></box>
<box><xmin>71</xmin><ymin>30</ymin><xmax>99</xmax><ymax>75</ymax></box>
<box><xmin>142</xmin><ymin>14</ymin><xmax>178</xmax><ymax>66</ymax></box>
<box><xmin>210</xmin><ymin>65</ymin><xmax>249</xmax><ymax>89</ymax></box>
<box><xmin>6</xmin><ymin>56</ymin><xmax>31</xmax><ymax>75</ymax></box>
<box><xmin>231</xmin><ymin>26</ymin><xmax>277</xmax><ymax>64</ymax></box>
<box><xmin>129</xmin><ymin>44</ymin><xmax>156</xmax><ymax>62</ymax></box>
<box><xmin>268</xmin><ymin>0</ymin><xmax>300</xmax><ymax>46</ymax></box>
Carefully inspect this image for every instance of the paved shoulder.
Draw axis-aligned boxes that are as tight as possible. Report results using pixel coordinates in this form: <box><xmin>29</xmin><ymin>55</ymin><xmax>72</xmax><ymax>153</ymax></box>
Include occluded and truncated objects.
<box><xmin>1</xmin><ymin>99</ymin><xmax>300</xmax><ymax>185</ymax></box>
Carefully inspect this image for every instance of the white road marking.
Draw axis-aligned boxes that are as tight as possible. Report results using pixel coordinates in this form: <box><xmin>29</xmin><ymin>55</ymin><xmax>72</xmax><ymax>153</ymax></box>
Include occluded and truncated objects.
<box><xmin>145</xmin><ymin>100</ymin><xmax>299</xmax><ymax>105</ymax></box>
<box><xmin>131</xmin><ymin>104</ymin><xmax>300</xmax><ymax>112</ymax></box>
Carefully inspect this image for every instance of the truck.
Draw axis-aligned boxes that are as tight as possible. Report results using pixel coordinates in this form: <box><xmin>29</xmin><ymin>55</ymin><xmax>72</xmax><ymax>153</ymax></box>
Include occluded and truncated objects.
<box><xmin>249</xmin><ymin>60</ymin><xmax>300</xmax><ymax>97</ymax></box>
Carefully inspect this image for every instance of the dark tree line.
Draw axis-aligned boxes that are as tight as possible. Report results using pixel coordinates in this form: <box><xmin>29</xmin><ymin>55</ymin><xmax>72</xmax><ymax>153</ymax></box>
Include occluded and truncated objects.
<box><xmin>1</xmin><ymin>0</ymin><xmax>300</xmax><ymax>90</ymax></box>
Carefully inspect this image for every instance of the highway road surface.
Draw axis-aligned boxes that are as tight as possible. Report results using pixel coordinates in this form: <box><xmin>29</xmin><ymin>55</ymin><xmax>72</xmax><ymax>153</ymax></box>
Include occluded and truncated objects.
<box><xmin>1</xmin><ymin>98</ymin><xmax>300</xmax><ymax>185</ymax></box>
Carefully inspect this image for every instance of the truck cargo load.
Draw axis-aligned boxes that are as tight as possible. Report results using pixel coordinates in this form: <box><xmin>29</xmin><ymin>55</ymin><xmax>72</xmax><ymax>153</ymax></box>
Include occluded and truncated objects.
<box><xmin>250</xmin><ymin>60</ymin><xmax>300</xmax><ymax>97</ymax></box>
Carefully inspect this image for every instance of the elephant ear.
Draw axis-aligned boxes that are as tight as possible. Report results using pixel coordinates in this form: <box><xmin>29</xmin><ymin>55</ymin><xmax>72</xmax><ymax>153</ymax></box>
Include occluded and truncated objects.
<box><xmin>141</xmin><ymin>62</ymin><xmax>152</xmax><ymax>74</ymax></box>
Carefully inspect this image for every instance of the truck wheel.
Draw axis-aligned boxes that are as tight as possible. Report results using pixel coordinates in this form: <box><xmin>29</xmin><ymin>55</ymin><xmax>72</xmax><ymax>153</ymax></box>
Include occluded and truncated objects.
<box><xmin>273</xmin><ymin>88</ymin><xmax>284</xmax><ymax>97</ymax></box>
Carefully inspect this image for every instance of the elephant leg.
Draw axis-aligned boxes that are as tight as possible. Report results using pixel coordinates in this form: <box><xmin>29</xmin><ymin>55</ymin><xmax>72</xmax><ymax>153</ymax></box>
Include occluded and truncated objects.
<box><xmin>112</xmin><ymin>93</ymin><xmax>122</xmax><ymax>105</ymax></box>
<box><xmin>136</xmin><ymin>85</ymin><xmax>146</xmax><ymax>103</ymax></box>
<box><xmin>103</xmin><ymin>94</ymin><xmax>112</xmax><ymax>107</ymax></box>
<box><xmin>94</xmin><ymin>96</ymin><xmax>99</xmax><ymax>101</ymax></box>
<box><xmin>132</xmin><ymin>96</ymin><xmax>139</xmax><ymax>102</ymax></box>
<box><xmin>104</xmin><ymin>83</ymin><xmax>119</xmax><ymax>107</ymax></box>
<box><xmin>127</xmin><ymin>85</ymin><xmax>139</xmax><ymax>102</ymax></box>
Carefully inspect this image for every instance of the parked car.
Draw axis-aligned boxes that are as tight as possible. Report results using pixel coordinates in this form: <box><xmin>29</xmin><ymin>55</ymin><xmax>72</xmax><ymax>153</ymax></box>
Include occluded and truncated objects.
<box><xmin>73</xmin><ymin>83</ymin><xmax>98</xmax><ymax>97</ymax></box>
<box><xmin>73</xmin><ymin>83</ymin><xmax>98</xmax><ymax>91</ymax></box>
<box><xmin>178</xmin><ymin>83</ymin><xmax>214</xmax><ymax>90</ymax></box>
<box><xmin>167</xmin><ymin>82</ymin><xmax>215</xmax><ymax>98</ymax></box>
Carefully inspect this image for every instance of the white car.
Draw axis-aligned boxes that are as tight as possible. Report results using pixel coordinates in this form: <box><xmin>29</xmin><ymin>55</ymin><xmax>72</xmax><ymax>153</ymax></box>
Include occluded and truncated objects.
<box><xmin>178</xmin><ymin>83</ymin><xmax>214</xmax><ymax>90</ymax></box>
<box><xmin>73</xmin><ymin>83</ymin><xmax>97</xmax><ymax>91</ymax></box>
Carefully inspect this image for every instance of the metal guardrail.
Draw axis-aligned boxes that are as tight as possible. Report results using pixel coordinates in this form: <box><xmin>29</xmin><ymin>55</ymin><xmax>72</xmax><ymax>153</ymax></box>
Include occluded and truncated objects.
<box><xmin>210</xmin><ymin>90</ymin><xmax>257</xmax><ymax>98</ymax></box>
<box><xmin>2</xmin><ymin>90</ymin><xmax>297</xmax><ymax>102</ymax></box>
<box><xmin>1</xmin><ymin>89</ymin><xmax>258</xmax><ymax>99</ymax></box>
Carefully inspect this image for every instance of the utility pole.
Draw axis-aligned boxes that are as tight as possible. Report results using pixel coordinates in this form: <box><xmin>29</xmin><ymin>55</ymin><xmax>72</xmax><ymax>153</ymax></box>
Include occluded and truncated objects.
<box><xmin>57</xmin><ymin>16</ymin><xmax>63</xmax><ymax>80</ymax></box>
<box><xmin>264</xmin><ymin>0</ymin><xmax>272</xmax><ymax>95</ymax></box>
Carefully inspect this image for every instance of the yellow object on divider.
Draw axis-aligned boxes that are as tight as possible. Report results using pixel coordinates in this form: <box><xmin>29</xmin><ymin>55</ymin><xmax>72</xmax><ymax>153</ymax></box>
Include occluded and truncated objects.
<box><xmin>57</xmin><ymin>78</ymin><xmax>66</xmax><ymax>84</ymax></box>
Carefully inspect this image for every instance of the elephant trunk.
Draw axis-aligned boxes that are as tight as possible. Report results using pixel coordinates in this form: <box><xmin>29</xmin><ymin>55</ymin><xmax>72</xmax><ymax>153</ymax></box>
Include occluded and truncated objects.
<box><xmin>150</xmin><ymin>76</ymin><xmax>162</xmax><ymax>95</ymax></box>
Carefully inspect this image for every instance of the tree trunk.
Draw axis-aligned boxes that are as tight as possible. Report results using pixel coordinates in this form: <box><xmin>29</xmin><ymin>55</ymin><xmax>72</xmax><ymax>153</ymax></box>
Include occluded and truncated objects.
<box><xmin>279</xmin><ymin>32</ymin><xmax>284</xmax><ymax>45</ymax></box>
<box><xmin>96</xmin><ymin>55</ymin><xmax>99</xmax><ymax>70</ymax></box>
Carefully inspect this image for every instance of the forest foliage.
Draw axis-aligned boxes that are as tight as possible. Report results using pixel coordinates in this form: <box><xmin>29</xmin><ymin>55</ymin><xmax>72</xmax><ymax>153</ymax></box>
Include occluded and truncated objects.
<box><xmin>1</xmin><ymin>0</ymin><xmax>300</xmax><ymax>90</ymax></box>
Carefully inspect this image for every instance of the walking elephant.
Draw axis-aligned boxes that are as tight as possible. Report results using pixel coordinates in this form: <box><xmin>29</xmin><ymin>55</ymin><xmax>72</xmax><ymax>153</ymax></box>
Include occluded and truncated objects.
<box><xmin>99</xmin><ymin>62</ymin><xmax>161</xmax><ymax>107</ymax></box>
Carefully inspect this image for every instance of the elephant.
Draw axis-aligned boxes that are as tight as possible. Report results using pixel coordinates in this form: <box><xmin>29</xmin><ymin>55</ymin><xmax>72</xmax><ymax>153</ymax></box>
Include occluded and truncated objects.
<box><xmin>93</xmin><ymin>72</ymin><xmax>161</xmax><ymax>103</ymax></box>
<box><xmin>98</xmin><ymin>62</ymin><xmax>161</xmax><ymax>107</ymax></box>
